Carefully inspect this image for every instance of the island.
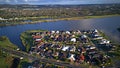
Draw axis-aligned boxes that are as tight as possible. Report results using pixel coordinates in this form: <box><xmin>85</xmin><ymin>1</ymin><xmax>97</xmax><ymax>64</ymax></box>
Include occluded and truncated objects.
<box><xmin>20</xmin><ymin>29</ymin><xmax>120</xmax><ymax>68</ymax></box>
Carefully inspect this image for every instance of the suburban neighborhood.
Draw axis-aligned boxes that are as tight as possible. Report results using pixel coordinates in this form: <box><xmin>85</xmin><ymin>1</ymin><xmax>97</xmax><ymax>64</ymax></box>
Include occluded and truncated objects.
<box><xmin>23</xmin><ymin>29</ymin><xmax>114</xmax><ymax>68</ymax></box>
<box><xmin>0</xmin><ymin>1</ymin><xmax>120</xmax><ymax>68</ymax></box>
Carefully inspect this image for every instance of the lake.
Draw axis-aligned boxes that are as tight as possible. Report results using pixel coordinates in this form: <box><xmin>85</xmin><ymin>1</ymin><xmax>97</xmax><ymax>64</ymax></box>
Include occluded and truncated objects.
<box><xmin>0</xmin><ymin>16</ymin><xmax>120</xmax><ymax>50</ymax></box>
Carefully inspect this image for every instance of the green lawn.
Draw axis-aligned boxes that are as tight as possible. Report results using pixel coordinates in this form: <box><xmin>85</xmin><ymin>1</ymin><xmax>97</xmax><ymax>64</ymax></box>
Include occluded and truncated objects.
<box><xmin>0</xmin><ymin>51</ymin><xmax>14</xmax><ymax>68</ymax></box>
<box><xmin>20</xmin><ymin>31</ymin><xmax>33</xmax><ymax>52</ymax></box>
<box><xmin>0</xmin><ymin>36</ymin><xmax>18</xmax><ymax>68</ymax></box>
<box><xmin>0</xmin><ymin>36</ymin><xmax>33</xmax><ymax>68</ymax></box>
<box><xmin>0</xmin><ymin>56</ymin><xmax>8</xmax><ymax>68</ymax></box>
<box><xmin>0</xmin><ymin>36</ymin><xmax>18</xmax><ymax>49</ymax></box>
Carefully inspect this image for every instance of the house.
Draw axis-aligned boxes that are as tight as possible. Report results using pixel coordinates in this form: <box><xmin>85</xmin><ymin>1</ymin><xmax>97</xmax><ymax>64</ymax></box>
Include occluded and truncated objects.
<box><xmin>35</xmin><ymin>39</ymin><xmax>41</xmax><ymax>42</ymax></box>
<box><xmin>56</xmin><ymin>31</ymin><xmax>60</xmax><ymax>34</ymax></box>
<box><xmin>93</xmin><ymin>29</ymin><xmax>98</xmax><ymax>33</ymax></box>
<box><xmin>80</xmin><ymin>54</ymin><xmax>85</xmax><ymax>63</ymax></box>
<box><xmin>72</xmin><ymin>35</ymin><xmax>75</xmax><ymax>37</ymax></box>
<box><xmin>66</xmin><ymin>31</ymin><xmax>71</xmax><ymax>34</ymax></box>
<box><xmin>90</xmin><ymin>46</ymin><xmax>96</xmax><ymax>50</ymax></box>
<box><xmin>20</xmin><ymin>57</ymin><xmax>23</xmax><ymax>60</ymax></box>
<box><xmin>51</xmin><ymin>30</ymin><xmax>55</xmax><ymax>34</ymax></box>
<box><xmin>33</xmin><ymin>35</ymin><xmax>42</xmax><ymax>39</ymax></box>
<box><xmin>92</xmin><ymin>33</ymin><xmax>103</xmax><ymax>39</ymax></box>
<box><xmin>69</xmin><ymin>46</ymin><xmax>76</xmax><ymax>52</ymax></box>
<box><xmin>81</xmin><ymin>35</ymin><xmax>88</xmax><ymax>43</ymax></box>
<box><xmin>68</xmin><ymin>54</ymin><xmax>75</xmax><ymax>62</ymax></box>
<box><xmin>85</xmin><ymin>45</ymin><xmax>91</xmax><ymax>50</ymax></box>
<box><xmin>71</xmin><ymin>38</ymin><xmax>76</xmax><ymax>42</ymax></box>
<box><xmin>77</xmin><ymin>30</ymin><xmax>81</xmax><ymax>34</ymax></box>
<box><xmin>81</xmin><ymin>47</ymin><xmax>86</xmax><ymax>54</ymax></box>
<box><xmin>99</xmin><ymin>39</ymin><xmax>110</xmax><ymax>44</ymax></box>
<box><xmin>95</xmin><ymin>36</ymin><xmax>103</xmax><ymax>40</ymax></box>
<box><xmin>62</xmin><ymin>46</ymin><xmax>70</xmax><ymax>51</ymax></box>
<box><xmin>53</xmin><ymin>52</ymin><xmax>59</xmax><ymax>57</ymax></box>
<box><xmin>77</xmin><ymin>47</ymin><xmax>82</xmax><ymax>52</ymax></box>
<box><xmin>81</xmin><ymin>35</ymin><xmax>87</xmax><ymax>39</ymax></box>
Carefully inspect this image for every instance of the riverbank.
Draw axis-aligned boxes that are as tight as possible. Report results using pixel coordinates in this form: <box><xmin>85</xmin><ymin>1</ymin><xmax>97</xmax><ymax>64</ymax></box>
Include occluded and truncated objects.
<box><xmin>0</xmin><ymin>14</ymin><xmax>120</xmax><ymax>27</ymax></box>
<box><xmin>0</xmin><ymin>36</ymin><xmax>18</xmax><ymax>68</ymax></box>
<box><xmin>0</xmin><ymin>36</ymin><xmax>18</xmax><ymax>49</ymax></box>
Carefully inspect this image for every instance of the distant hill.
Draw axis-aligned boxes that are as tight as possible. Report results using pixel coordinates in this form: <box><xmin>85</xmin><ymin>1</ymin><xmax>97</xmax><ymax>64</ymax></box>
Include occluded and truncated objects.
<box><xmin>0</xmin><ymin>4</ymin><xmax>120</xmax><ymax>9</ymax></box>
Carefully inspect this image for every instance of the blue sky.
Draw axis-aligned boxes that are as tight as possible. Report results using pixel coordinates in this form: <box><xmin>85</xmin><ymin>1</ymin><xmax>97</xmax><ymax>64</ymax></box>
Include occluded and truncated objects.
<box><xmin>0</xmin><ymin>0</ymin><xmax>120</xmax><ymax>5</ymax></box>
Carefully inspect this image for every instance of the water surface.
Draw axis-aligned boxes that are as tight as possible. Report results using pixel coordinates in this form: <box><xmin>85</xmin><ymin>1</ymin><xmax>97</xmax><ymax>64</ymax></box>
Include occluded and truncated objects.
<box><xmin>0</xmin><ymin>16</ymin><xmax>120</xmax><ymax>50</ymax></box>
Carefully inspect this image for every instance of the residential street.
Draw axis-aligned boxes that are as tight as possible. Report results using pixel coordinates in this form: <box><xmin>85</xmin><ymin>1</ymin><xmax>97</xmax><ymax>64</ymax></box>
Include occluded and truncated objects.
<box><xmin>0</xmin><ymin>46</ymin><xmax>84</xmax><ymax>68</ymax></box>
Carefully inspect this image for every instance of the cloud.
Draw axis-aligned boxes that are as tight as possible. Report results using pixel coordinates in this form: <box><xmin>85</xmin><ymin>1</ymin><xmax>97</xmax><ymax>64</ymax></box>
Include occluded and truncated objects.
<box><xmin>24</xmin><ymin>0</ymin><xmax>28</xmax><ymax>2</ymax></box>
<box><xmin>14</xmin><ymin>0</ymin><xmax>18</xmax><ymax>3</ymax></box>
<box><xmin>24</xmin><ymin>0</ymin><xmax>40</xmax><ymax>2</ymax></box>
<box><xmin>0</xmin><ymin>0</ymin><xmax>120</xmax><ymax>4</ymax></box>
<box><xmin>6</xmin><ymin>0</ymin><xmax>10</xmax><ymax>3</ymax></box>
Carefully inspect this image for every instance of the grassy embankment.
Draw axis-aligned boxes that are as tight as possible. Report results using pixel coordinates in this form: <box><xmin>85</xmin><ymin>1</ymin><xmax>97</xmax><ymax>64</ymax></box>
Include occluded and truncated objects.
<box><xmin>0</xmin><ymin>14</ymin><xmax>120</xmax><ymax>27</ymax></box>
<box><xmin>0</xmin><ymin>36</ymin><xmax>18</xmax><ymax>49</ymax></box>
<box><xmin>20</xmin><ymin>30</ymin><xmax>46</xmax><ymax>52</ymax></box>
<box><xmin>0</xmin><ymin>52</ymin><xmax>14</xmax><ymax>68</ymax></box>
<box><xmin>0</xmin><ymin>36</ymin><xmax>17</xmax><ymax>67</ymax></box>
<box><xmin>0</xmin><ymin>36</ymin><xmax>32</xmax><ymax>68</ymax></box>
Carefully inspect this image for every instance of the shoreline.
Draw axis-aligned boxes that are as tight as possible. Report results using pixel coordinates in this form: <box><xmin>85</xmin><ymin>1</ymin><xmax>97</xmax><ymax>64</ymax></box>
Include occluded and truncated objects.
<box><xmin>0</xmin><ymin>15</ymin><xmax>120</xmax><ymax>27</ymax></box>
<box><xmin>0</xmin><ymin>36</ymin><xmax>18</xmax><ymax>49</ymax></box>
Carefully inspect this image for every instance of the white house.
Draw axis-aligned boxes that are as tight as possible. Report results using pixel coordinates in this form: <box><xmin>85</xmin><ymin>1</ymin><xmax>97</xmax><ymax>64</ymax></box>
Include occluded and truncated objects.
<box><xmin>56</xmin><ymin>31</ymin><xmax>60</xmax><ymax>34</ymax></box>
<box><xmin>51</xmin><ymin>30</ymin><xmax>55</xmax><ymax>34</ymax></box>
<box><xmin>93</xmin><ymin>29</ymin><xmax>98</xmax><ymax>33</ymax></box>
<box><xmin>68</xmin><ymin>54</ymin><xmax>75</xmax><ymax>61</ymax></box>
<box><xmin>81</xmin><ymin>35</ymin><xmax>87</xmax><ymax>39</ymax></box>
<box><xmin>90</xmin><ymin>46</ymin><xmax>96</xmax><ymax>50</ymax></box>
<box><xmin>71</xmin><ymin>38</ymin><xmax>76</xmax><ymax>42</ymax></box>
<box><xmin>100</xmin><ymin>39</ymin><xmax>110</xmax><ymax>44</ymax></box>
<box><xmin>66</xmin><ymin>31</ymin><xmax>71</xmax><ymax>34</ymax></box>
<box><xmin>69</xmin><ymin>46</ymin><xmax>76</xmax><ymax>52</ymax></box>
<box><xmin>35</xmin><ymin>39</ymin><xmax>41</xmax><ymax>41</ymax></box>
<box><xmin>62</xmin><ymin>46</ymin><xmax>70</xmax><ymax>51</ymax></box>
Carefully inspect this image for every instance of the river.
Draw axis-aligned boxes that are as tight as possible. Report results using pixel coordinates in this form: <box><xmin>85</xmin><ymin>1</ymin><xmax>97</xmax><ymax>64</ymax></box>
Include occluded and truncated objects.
<box><xmin>0</xmin><ymin>16</ymin><xmax>120</xmax><ymax>50</ymax></box>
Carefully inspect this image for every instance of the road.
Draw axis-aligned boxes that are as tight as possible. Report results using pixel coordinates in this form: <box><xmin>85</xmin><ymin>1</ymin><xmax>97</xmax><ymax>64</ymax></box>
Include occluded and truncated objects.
<box><xmin>0</xmin><ymin>46</ymin><xmax>84</xmax><ymax>68</ymax></box>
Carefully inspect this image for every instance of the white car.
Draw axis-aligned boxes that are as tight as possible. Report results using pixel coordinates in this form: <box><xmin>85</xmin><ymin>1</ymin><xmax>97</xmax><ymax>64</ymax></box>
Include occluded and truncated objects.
<box><xmin>20</xmin><ymin>57</ymin><xmax>23</xmax><ymax>60</ymax></box>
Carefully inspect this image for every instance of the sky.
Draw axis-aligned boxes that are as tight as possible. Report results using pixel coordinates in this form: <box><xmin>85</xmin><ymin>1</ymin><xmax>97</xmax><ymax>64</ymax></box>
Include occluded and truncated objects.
<box><xmin>0</xmin><ymin>0</ymin><xmax>120</xmax><ymax>5</ymax></box>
